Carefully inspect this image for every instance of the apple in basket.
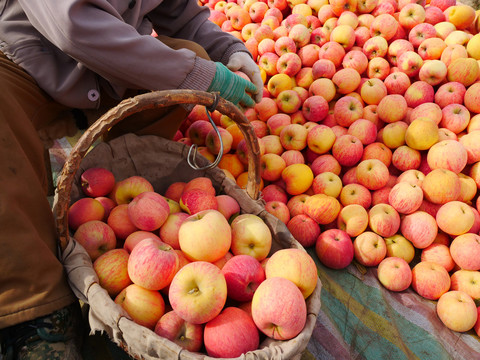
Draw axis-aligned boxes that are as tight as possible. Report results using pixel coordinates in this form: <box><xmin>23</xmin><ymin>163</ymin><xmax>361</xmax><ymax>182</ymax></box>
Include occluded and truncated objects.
<box><xmin>251</xmin><ymin>277</ymin><xmax>307</xmax><ymax>340</ymax></box>
<box><xmin>127</xmin><ymin>238</ymin><xmax>179</xmax><ymax>291</ymax></box>
<box><xmin>204</xmin><ymin>307</ymin><xmax>260</xmax><ymax>358</ymax></box>
<box><xmin>178</xmin><ymin>209</ymin><xmax>231</xmax><ymax>262</ymax></box>
<box><xmin>265</xmin><ymin>248</ymin><xmax>318</xmax><ymax>299</ymax></box>
<box><xmin>80</xmin><ymin>167</ymin><xmax>116</xmax><ymax>197</ymax></box>
<box><xmin>73</xmin><ymin>220</ymin><xmax>116</xmax><ymax>261</ymax></box>
<box><xmin>221</xmin><ymin>254</ymin><xmax>266</xmax><ymax>302</ymax></box>
<box><xmin>68</xmin><ymin>198</ymin><xmax>105</xmax><ymax>231</ymax></box>
<box><xmin>115</xmin><ymin>283</ymin><xmax>165</xmax><ymax>330</ymax></box>
<box><xmin>154</xmin><ymin>310</ymin><xmax>204</xmax><ymax>353</ymax></box>
<box><xmin>112</xmin><ymin>175</ymin><xmax>154</xmax><ymax>205</ymax></box>
<box><xmin>127</xmin><ymin>191</ymin><xmax>170</xmax><ymax>231</ymax></box>
<box><xmin>230</xmin><ymin>214</ymin><xmax>272</xmax><ymax>261</ymax></box>
<box><xmin>168</xmin><ymin>261</ymin><xmax>227</xmax><ymax>324</ymax></box>
<box><xmin>93</xmin><ymin>248</ymin><xmax>132</xmax><ymax>298</ymax></box>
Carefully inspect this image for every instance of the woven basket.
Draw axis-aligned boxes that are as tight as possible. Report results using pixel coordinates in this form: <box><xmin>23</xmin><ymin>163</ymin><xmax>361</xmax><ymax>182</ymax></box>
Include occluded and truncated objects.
<box><xmin>53</xmin><ymin>90</ymin><xmax>322</xmax><ymax>360</ymax></box>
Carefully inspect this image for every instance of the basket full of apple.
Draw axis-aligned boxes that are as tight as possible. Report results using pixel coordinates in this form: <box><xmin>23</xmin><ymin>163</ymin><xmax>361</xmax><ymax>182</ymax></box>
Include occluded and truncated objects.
<box><xmin>53</xmin><ymin>89</ymin><xmax>322</xmax><ymax>359</ymax></box>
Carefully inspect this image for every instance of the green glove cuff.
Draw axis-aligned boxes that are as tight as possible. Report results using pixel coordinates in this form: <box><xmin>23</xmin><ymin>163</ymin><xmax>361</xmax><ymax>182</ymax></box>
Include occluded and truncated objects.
<box><xmin>208</xmin><ymin>62</ymin><xmax>256</xmax><ymax>107</ymax></box>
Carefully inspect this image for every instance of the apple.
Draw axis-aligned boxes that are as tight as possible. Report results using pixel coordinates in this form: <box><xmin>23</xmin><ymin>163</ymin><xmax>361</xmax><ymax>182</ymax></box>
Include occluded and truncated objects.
<box><xmin>306</xmin><ymin>124</ymin><xmax>336</xmax><ymax>155</ymax></box>
<box><xmin>81</xmin><ymin>167</ymin><xmax>115</xmax><ymax>197</ymax></box>
<box><xmin>312</xmin><ymin>171</ymin><xmax>342</xmax><ymax>198</ymax></box>
<box><xmin>276</xmin><ymin>89</ymin><xmax>303</xmax><ymax>114</ymax></box>
<box><xmin>179</xmin><ymin>209</ymin><xmax>231</xmax><ymax>262</ymax></box>
<box><xmin>336</xmin><ymin>204</ymin><xmax>368</xmax><ymax>238</ymax></box>
<box><xmin>361</xmin><ymin>142</ymin><xmax>392</xmax><ymax>167</ymax></box>
<box><xmin>367</xmin><ymin>57</ymin><xmax>390</xmax><ymax>80</ymax></box>
<box><xmin>279</xmin><ymin>123</ymin><xmax>308</xmax><ymax>151</ymax></box>
<box><xmin>411</xmin><ymin>261</ymin><xmax>451</xmax><ymax>300</ymax></box>
<box><xmin>356</xmin><ymin>159</ymin><xmax>390</xmax><ymax>191</ymax></box>
<box><xmin>464</xmin><ymin>83</ymin><xmax>480</xmax><ymax>114</ymax></box>
<box><xmin>260</xmin><ymin>135</ymin><xmax>283</xmax><ymax>156</ymax></box>
<box><xmin>377</xmin><ymin>257</ymin><xmax>412</xmax><ymax>292</ymax></box>
<box><xmin>93</xmin><ymin>248</ymin><xmax>131</xmax><ymax>297</ymax></box>
<box><xmin>68</xmin><ymin>197</ymin><xmax>105</xmax><ymax>231</ymax></box>
<box><xmin>388</xmin><ymin>181</ymin><xmax>423</xmax><ymax>214</ymax></box>
<box><xmin>204</xmin><ymin>307</ymin><xmax>259</xmax><ymax>358</ymax></box>
<box><xmin>318</xmin><ymin>41</ymin><xmax>346</xmax><ymax>68</ymax></box>
<box><xmin>368</xmin><ymin>203</ymin><xmax>400</xmax><ymax>238</ymax></box>
<box><xmin>186</xmin><ymin>120</ymin><xmax>214</xmax><ymax>146</ymax></box>
<box><xmin>332</xmin><ymin>68</ymin><xmax>362</xmax><ymax>95</ymax></box>
<box><xmin>427</xmin><ymin>139</ymin><xmax>467</xmax><ymax>174</ymax></box>
<box><xmin>282</xmin><ymin>163</ymin><xmax>315</xmax><ymax>196</ymax></box>
<box><xmin>363</xmin><ymin>35</ymin><xmax>388</xmax><ymax>60</ymax></box>
<box><xmin>436</xmin><ymin>291</ymin><xmax>478</xmax><ymax>333</ymax></box>
<box><xmin>400</xmin><ymin>210</ymin><xmax>438</xmax><ymax>249</ymax></box>
<box><xmin>434</xmin><ymin>81</ymin><xmax>467</xmax><ymax>109</ymax></box>
<box><xmin>384</xmin><ymin>72</ymin><xmax>411</xmax><ymax>95</ymax></box>
<box><xmin>265</xmin><ymin>201</ymin><xmax>290</xmax><ymax>224</ymax></box>
<box><xmin>154</xmin><ymin>310</ymin><xmax>203</xmax><ymax>352</ymax></box>
<box><xmin>339</xmin><ymin>183</ymin><xmax>372</xmax><ymax>208</ymax></box>
<box><xmin>267</xmin><ymin>74</ymin><xmax>295</xmax><ymax>99</ymax></box>
<box><xmin>254</xmin><ymin>97</ymin><xmax>279</xmax><ymax>122</ymax></box>
<box><xmin>384</xmin><ymin>234</ymin><xmax>415</xmax><ymax>263</ymax></box>
<box><xmin>420</xmin><ymin>243</ymin><xmax>455</xmax><ymax>273</ymax></box>
<box><xmin>316</xmin><ymin>229</ymin><xmax>354</xmax><ymax>269</ymax></box>
<box><xmin>450</xmin><ymin>270</ymin><xmax>480</xmax><ymax>301</ymax></box>
<box><xmin>251</xmin><ymin>277</ymin><xmax>306</xmax><ymax>340</ymax></box>
<box><xmin>221</xmin><ymin>254</ymin><xmax>266</xmax><ymax>302</ymax></box>
<box><xmin>73</xmin><ymin>220</ymin><xmax>117</xmax><ymax>261</ymax></box>
<box><xmin>215</xmin><ymin>194</ymin><xmax>241</xmax><ymax>221</ymax></box>
<box><xmin>230</xmin><ymin>213</ymin><xmax>272</xmax><ymax>261</ymax></box>
<box><xmin>422</xmin><ymin>168</ymin><xmax>461</xmax><ymax>205</ymax></box>
<box><xmin>449</xmin><ymin>233</ymin><xmax>480</xmax><ymax>271</ymax></box>
<box><xmin>312</xmin><ymin>58</ymin><xmax>336</xmax><ymax>79</ymax></box>
<box><xmin>436</xmin><ymin>201</ymin><xmax>474</xmax><ymax>237</ymax></box>
<box><xmin>179</xmin><ymin>189</ymin><xmax>218</xmax><ymax>215</ymax></box>
<box><xmin>440</xmin><ymin>103</ymin><xmax>471</xmax><ymax>135</ymax></box>
<box><xmin>353</xmin><ymin>231</ymin><xmax>387</xmax><ymax>267</ymax></box>
<box><xmin>302</xmin><ymin>95</ymin><xmax>329</xmax><ymax>123</ymax></box>
<box><xmin>164</xmin><ymin>182</ymin><xmax>186</xmax><ymax>203</ymax></box>
<box><xmin>124</xmin><ymin>230</ymin><xmax>161</xmax><ymax>253</ymax></box>
<box><xmin>287</xmin><ymin>214</ymin><xmax>321</xmax><ymax>248</ymax></box>
<box><xmin>127</xmin><ymin>238</ymin><xmax>178</xmax><ymax>291</ymax></box>
<box><xmin>113</xmin><ymin>175</ymin><xmax>154</xmax><ymax>205</ymax></box>
<box><xmin>265</xmin><ymin>248</ymin><xmax>318</xmax><ymax>299</ymax></box>
<box><xmin>332</xmin><ymin>134</ymin><xmax>364</xmax><ymax>167</ymax></box>
<box><xmin>377</xmin><ymin>94</ymin><xmax>408</xmax><ymax>124</ymax></box>
<box><xmin>95</xmin><ymin>196</ymin><xmax>116</xmax><ymax>222</ymax></box>
<box><xmin>342</xmin><ymin>49</ymin><xmax>369</xmax><ymax>74</ymax></box>
<box><xmin>168</xmin><ymin>261</ymin><xmax>227</xmax><ymax>324</ymax></box>
<box><xmin>391</xmin><ymin>145</ymin><xmax>421</xmax><ymax>172</ymax></box>
<box><xmin>266</xmin><ymin>113</ymin><xmax>291</xmax><ymax>137</ymax></box>
<box><xmin>304</xmin><ymin>193</ymin><xmax>341</xmax><ymax>225</ymax></box>
<box><xmin>115</xmin><ymin>284</ymin><xmax>165</xmax><ymax>330</ymax></box>
<box><xmin>310</xmin><ymin>154</ymin><xmax>342</xmax><ymax>177</ymax></box>
<box><xmin>126</xmin><ymin>191</ymin><xmax>170</xmax><ymax>232</ymax></box>
<box><xmin>334</xmin><ymin>96</ymin><xmax>364</xmax><ymax>128</ymax></box>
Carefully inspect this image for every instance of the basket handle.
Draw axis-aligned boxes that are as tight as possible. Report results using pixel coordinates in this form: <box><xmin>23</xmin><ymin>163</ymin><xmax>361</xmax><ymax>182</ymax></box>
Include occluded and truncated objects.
<box><xmin>55</xmin><ymin>89</ymin><xmax>262</xmax><ymax>251</ymax></box>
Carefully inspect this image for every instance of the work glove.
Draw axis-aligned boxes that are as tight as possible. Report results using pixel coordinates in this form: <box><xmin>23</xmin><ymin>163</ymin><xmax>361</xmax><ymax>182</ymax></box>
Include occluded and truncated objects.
<box><xmin>227</xmin><ymin>52</ymin><xmax>264</xmax><ymax>104</ymax></box>
<box><xmin>208</xmin><ymin>62</ymin><xmax>256</xmax><ymax>108</ymax></box>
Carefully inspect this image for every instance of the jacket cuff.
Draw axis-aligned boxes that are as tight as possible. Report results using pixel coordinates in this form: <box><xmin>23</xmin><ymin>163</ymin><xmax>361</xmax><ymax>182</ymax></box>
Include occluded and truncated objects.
<box><xmin>179</xmin><ymin>56</ymin><xmax>217</xmax><ymax>92</ymax></box>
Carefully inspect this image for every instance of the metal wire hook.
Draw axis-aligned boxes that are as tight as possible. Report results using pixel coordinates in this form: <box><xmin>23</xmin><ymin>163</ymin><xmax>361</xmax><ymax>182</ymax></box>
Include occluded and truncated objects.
<box><xmin>187</xmin><ymin>92</ymin><xmax>224</xmax><ymax>170</ymax></box>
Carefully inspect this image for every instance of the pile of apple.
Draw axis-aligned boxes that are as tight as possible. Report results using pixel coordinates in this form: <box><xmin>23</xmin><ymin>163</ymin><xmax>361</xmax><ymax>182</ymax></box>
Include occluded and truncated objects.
<box><xmin>174</xmin><ymin>0</ymin><xmax>480</xmax><ymax>335</ymax></box>
<box><xmin>68</xmin><ymin>166</ymin><xmax>318</xmax><ymax>358</ymax></box>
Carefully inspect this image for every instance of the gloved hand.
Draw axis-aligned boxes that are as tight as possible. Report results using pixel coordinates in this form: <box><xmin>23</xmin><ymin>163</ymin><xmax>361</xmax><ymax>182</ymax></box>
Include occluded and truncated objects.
<box><xmin>208</xmin><ymin>62</ymin><xmax>257</xmax><ymax>107</ymax></box>
<box><xmin>227</xmin><ymin>52</ymin><xmax>264</xmax><ymax>104</ymax></box>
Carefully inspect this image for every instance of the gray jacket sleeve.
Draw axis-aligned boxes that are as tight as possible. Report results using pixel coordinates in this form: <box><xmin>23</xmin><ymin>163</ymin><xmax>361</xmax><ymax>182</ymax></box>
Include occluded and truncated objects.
<box><xmin>15</xmin><ymin>0</ymin><xmax>240</xmax><ymax>95</ymax></box>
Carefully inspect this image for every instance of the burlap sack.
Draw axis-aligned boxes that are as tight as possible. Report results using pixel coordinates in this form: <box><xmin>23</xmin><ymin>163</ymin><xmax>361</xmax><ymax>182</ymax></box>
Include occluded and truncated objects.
<box><xmin>53</xmin><ymin>90</ymin><xmax>322</xmax><ymax>360</ymax></box>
